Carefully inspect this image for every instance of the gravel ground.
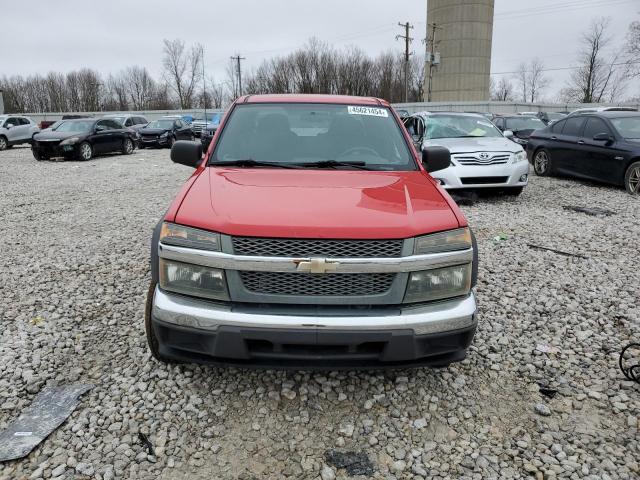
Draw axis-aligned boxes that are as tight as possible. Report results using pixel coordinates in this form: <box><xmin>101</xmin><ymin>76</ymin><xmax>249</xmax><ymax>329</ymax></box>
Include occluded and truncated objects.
<box><xmin>0</xmin><ymin>145</ymin><xmax>638</xmax><ymax>480</ymax></box>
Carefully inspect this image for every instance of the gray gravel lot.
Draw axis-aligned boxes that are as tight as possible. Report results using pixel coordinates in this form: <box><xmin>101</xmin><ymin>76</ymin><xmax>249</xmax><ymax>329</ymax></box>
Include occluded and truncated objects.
<box><xmin>0</xmin><ymin>145</ymin><xmax>638</xmax><ymax>480</ymax></box>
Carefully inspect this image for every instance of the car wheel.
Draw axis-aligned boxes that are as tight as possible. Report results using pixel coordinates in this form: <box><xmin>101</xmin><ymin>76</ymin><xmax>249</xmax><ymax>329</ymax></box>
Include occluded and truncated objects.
<box><xmin>625</xmin><ymin>161</ymin><xmax>640</xmax><ymax>195</ymax></box>
<box><xmin>78</xmin><ymin>142</ymin><xmax>93</xmax><ymax>161</ymax></box>
<box><xmin>144</xmin><ymin>282</ymin><xmax>172</xmax><ymax>364</ymax></box>
<box><xmin>32</xmin><ymin>149</ymin><xmax>48</xmax><ymax>161</ymax></box>
<box><xmin>533</xmin><ymin>148</ymin><xmax>552</xmax><ymax>176</ymax></box>
<box><xmin>504</xmin><ymin>186</ymin><xmax>524</xmax><ymax>196</ymax></box>
<box><xmin>122</xmin><ymin>138</ymin><xmax>134</xmax><ymax>155</ymax></box>
<box><xmin>0</xmin><ymin>136</ymin><xmax>7</xmax><ymax>151</ymax></box>
<box><xmin>6</xmin><ymin>145</ymin><xmax>13</xmax><ymax>149</ymax></box>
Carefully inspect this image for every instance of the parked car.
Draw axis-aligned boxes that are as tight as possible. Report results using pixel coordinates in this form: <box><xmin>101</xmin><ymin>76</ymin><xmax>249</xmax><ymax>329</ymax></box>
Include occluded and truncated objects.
<box><xmin>537</xmin><ymin>111</ymin><xmax>567</xmax><ymax>125</ymax></box>
<box><xmin>145</xmin><ymin>94</ymin><xmax>478</xmax><ymax>369</ymax></box>
<box><xmin>493</xmin><ymin>115</ymin><xmax>546</xmax><ymax>146</ymax></box>
<box><xmin>395</xmin><ymin>108</ymin><xmax>410</xmax><ymax>119</ymax></box>
<box><xmin>38</xmin><ymin>120</ymin><xmax>58</xmax><ymax>130</ymax></box>
<box><xmin>138</xmin><ymin>118</ymin><xmax>194</xmax><ymax>148</ymax></box>
<box><xmin>191</xmin><ymin>113</ymin><xmax>222</xmax><ymax>137</ymax></box>
<box><xmin>31</xmin><ymin>118</ymin><xmax>137</xmax><ymax>161</ymax></box>
<box><xmin>568</xmin><ymin>106</ymin><xmax>637</xmax><ymax>116</ymax></box>
<box><xmin>0</xmin><ymin>115</ymin><xmax>40</xmax><ymax>150</ymax></box>
<box><xmin>527</xmin><ymin>111</ymin><xmax>640</xmax><ymax>195</ymax></box>
<box><xmin>102</xmin><ymin>114</ymin><xmax>149</xmax><ymax>131</ymax></box>
<box><xmin>404</xmin><ymin>112</ymin><xmax>529</xmax><ymax>195</ymax></box>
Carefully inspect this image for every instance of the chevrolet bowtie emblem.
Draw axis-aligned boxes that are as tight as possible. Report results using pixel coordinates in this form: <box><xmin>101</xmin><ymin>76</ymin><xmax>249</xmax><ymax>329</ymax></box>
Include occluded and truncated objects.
<box><xmin>295</xmin><ymin>258</ymin><xmax>339</xmax><ymax>274</ymax></box>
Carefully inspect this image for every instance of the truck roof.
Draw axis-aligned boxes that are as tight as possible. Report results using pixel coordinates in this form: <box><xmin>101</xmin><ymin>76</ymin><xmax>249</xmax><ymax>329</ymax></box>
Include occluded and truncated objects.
<box><xmin>239</xmin><ymin>93</ymin><xmax>388</xmax><ymax>106</ymax></box>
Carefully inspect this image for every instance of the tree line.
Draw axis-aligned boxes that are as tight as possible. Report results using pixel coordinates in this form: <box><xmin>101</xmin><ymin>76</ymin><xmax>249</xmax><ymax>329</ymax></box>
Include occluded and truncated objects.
<box><xmin>0</xmin><ymin>38</ymin><xmax>423</xmax><ymax>114</ymax></box>
<box><xmin>491</xmin><ymin>17</ymin><xmax>639</xmax><ymax>104</ymax></box>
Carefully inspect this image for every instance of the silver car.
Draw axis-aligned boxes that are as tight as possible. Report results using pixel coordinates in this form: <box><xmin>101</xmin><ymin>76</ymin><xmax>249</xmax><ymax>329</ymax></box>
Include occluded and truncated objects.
<box><xmin>404</xmin><ymin>112</ymin><xmax>529</xmax><ymax>196</ymax></box>
<box><xmin>0</xmin><ymin>115</ymin><xmax>40</xmax><ymax>150</ymax></box>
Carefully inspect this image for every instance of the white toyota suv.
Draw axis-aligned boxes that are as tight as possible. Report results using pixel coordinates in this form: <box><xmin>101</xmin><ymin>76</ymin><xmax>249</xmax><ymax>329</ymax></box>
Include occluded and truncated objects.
<box><xmin>404</xmin><ymin>112</ymin><xmax>529</xmax><ymax>196</ymax></box>
<box><xmin>0</xmin><ymin>115</ymin><xmax>40</xmax><ymax>151</ymax></box>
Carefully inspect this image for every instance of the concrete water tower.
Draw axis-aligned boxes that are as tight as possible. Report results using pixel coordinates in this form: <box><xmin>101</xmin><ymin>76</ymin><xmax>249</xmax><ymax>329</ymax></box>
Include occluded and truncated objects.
<box><xmin>425</xmin><ymin>0</ymin><xmax>494</xmax><ymax>102</ymax></box>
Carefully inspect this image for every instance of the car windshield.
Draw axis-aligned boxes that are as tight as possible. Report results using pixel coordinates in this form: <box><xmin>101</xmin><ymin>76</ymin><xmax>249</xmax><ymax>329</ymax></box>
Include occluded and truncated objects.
<box><xmin>147</xmin><ymin>120</ymin><xmax>174</xmax><ymax>129</ymax></box>
<box><xmin>211</xmin><ymin>103</ymin><xmax>415</xmax><ymax>170</ymax></box>
<box><xmin>424</xmin><ymin>115</ymin><xmax>503</xmax><ymax>139</ymax></box>
<box><xmin>54</xmin><ymin>121</ymin><xmax>94</xmax><ymax>132</ymax></box>
<box><xmin>610</xmin><ymin>117</ymin><xmax>640</xmax><ymax>139</ymax></box>
<box><xmin>506</xmin><ymin>117</ymin><xmax>546</xmax><ymax>131</ymax></box>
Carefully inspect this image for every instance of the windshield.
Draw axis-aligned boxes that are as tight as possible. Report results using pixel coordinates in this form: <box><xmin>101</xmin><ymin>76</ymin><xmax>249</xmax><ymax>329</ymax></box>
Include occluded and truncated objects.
<box><xmin>424</xmin><ymin>115</ymin><xmax>503</xmax><ymax>139</ymax></box>
<box><xmin>610</xmin><ymin>117</ymin><xmax>640</xmax><ymax>139</ymax></box>
<box><xmin>211</xmin><ymin>103</ymin><xmax>415</xmax><ymax>170</ymax></box>
<box><xmin>505</xmin><ymin>117</ymin><xmax>546</xmax><ymax>131</ymax></box>
<box><xmin>147</xmin><ymin>120</ymin><xmax>174</xmax><ymax>129</ymax></box>
<box><xmin>54</xmin><ymin>120</ymin><xmax>94</xmax><ymax>132</ymax></box>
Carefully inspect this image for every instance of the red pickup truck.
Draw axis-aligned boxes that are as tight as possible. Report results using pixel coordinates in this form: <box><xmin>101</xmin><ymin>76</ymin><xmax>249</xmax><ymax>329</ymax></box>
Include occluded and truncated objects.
<box><xmin>146</xmin><ymin>94</ymin><xmax>478</xmax><ymax>369</ymax></box>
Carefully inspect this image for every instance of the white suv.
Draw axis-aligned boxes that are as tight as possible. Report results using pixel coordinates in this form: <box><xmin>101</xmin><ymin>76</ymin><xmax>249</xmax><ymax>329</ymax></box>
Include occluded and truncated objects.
<box><xmin>404</xmin><ymin>112</ymin><xmax>529</xmax><ymax>196</ymax></box>
<box><xmin>0</xmin><ymin>115</ymin><xmax>40</xmax><ymax>150</ymax></box>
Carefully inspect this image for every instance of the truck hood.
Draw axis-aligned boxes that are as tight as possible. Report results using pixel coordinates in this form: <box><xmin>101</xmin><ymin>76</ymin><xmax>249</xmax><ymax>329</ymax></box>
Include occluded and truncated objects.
<box><xmin>423</xmin><ymin>136</ymin><xmax>521</xmax><ymax>154</ymax></box>
<box><xmin>174</xmin><ymin>168</ymin><xmax>461</xmax><ymax>239</ymax></box>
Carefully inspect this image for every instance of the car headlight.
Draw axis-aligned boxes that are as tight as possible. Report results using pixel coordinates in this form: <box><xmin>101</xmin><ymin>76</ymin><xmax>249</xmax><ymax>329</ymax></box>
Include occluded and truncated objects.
<box><xmin>159</xmin><ymin>258</ymin><xmax>229</xmax><ymax>301</ymax></box>
<box><xmin>414</xmin><ymin>228</ymin><xmax>471</xmax><ymax>255</ymax></box>
<box><xmin>160</xmin><ymin>222</ymin><xmax>221</xmax><ymax>251</ymax></box>
<box><xmin>513</xmin><ymin>137</ymin><xmax>528</xmax><ymax>145</ymax></box>
<box><xmin>160</xmin><ymin>131</ymin><xmax>168</xmax><ymax>138</ymax></box>
<box><xmin>404</xmin><ymin>264</ymin><xmax>472</xmax><ymax>303</ymax></box>
<box><xmin>60</xmin><ymin>137</ymin><xmax>80</xmax><ymax>145</ymax></box>
<box><xmin>513</xmin><ymin>151</ymin><xmax>527</xmax><ymax>163</ymax></box>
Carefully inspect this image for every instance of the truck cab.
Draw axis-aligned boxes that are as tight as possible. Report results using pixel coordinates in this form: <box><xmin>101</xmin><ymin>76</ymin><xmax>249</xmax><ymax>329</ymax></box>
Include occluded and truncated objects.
<box><xmin>146</xmin><ymin>94</ymin><xmax>478</xmax><ymax>369</ymax></box>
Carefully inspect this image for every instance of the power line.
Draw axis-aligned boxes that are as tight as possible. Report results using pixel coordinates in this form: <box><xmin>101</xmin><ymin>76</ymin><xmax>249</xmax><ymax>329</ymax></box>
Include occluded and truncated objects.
<box><xmin>495</xmin><ymin>0</ymin><xmax>635</xmax><ymax>20</ymax></box>
<box><xmin>491</xmin><ymin>60</ymin><xmax>639</xmax><ymax>76</ymax></box>
<box><xmin>396</xmin><ymin>22</ymin><xmax>414</xmax><ymax>103</ymax></box>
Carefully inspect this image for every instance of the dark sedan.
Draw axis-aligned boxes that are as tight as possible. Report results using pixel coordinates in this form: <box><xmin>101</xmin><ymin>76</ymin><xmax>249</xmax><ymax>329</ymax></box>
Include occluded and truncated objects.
<box><xmin>493</xmin><ymin>115</ymin><xmax>546</xmax><ymax>147</ymax></box>
<box><xmin>138</xmin><ymin>118</ymin><xmax>194</xmax><ymax>148</ymax></box>
<box><xmin>32</xmin><ymin>118</ymin><xmax>137</xmax><ymax>161</ymax></box>
<box><xmin>527</xmin><ymin>112</ymin><xmax>640</xmax><ymax>195</ymax></box>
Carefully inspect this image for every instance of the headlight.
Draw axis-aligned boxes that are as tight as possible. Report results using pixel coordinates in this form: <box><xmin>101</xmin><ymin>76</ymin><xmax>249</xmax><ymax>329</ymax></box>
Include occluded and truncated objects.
<box><xmin>414</xmin><ymin>228</ymin><xmax>471</xmax><ymax>255</ymax></box>
<box><xmin>60</xmin><ymin>137</ymin><xmax>80</xmax><ymax>145</ymax></box>
<box><xmin>160</xmin><ymin>222</ymin><xmax>221</xmax><ymax>251</ymax></box>
<box><xmin>159</xmin><ymin>258</ymin><xmax>229</xmax><ymax>301</ymax></box>
<box><xmin>513</xmin><ymin>151</ymin><xmax>527</xmax><ymax>163</ymax></box>
<box><xmin>513</xmin><ymin>138</ymin><xmax>528</xmax><ymax>145</ymax></box>
<box><xmin>404</xmin><ymin>264</ymin><xmax>472</xmax><ymax>303</ymax></box>
<box><xmin>160</xmin><ymin>132</ymin><xmax>168</xmax><ymax>138</ymax></box>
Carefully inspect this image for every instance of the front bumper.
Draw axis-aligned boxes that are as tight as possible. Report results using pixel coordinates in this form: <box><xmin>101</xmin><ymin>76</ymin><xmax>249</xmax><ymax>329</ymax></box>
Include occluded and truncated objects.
<box><xmin>32</xmin><ymin>142</ymin><xmax>78</xmax><ymax>158</ymax></box>
<box><xmin>140</xmin><ymin>137</ymin><xmax>169</xmax><ymax>147</ymax></box>
<box><xmin>433</xmin><ymin>162</ymin><xmax>530</xmax><ymax>190</ymax></box>
<box><xmin>150</xmin><ymin>287</ymin><xmax>477</xmax><ymax>368</ymax></box>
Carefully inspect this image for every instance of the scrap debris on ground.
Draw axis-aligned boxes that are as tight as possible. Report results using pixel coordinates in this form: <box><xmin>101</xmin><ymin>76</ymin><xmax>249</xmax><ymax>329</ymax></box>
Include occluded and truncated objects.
<box><xmin>0</xmin><ymin>146</ymin><xmax>638</xmax><ymax>479</ymax></box>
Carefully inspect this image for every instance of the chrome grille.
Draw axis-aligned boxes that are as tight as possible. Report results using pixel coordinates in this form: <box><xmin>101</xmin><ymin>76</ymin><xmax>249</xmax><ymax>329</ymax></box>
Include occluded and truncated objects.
<box><xmin>232</xmin><ymin>237</ymin><xmax>403</xmax><ymax>258</ymax></box>
<box><xmin>454</xmin><ymin>153</ymin><xmax>510</xmax><ymax>166</ymax></box>
<box><xmin>240</xmin><ymin>271</ymin><xmax>396</xmax><ymax>296</ymax></box>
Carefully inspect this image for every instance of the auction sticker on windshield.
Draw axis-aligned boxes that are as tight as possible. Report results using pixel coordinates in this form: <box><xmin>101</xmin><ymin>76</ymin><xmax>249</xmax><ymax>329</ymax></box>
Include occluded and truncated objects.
<box><xmin>347</xmin><ymin>106</ymin><xmax>388</xmax><ymax>117</ymax></box>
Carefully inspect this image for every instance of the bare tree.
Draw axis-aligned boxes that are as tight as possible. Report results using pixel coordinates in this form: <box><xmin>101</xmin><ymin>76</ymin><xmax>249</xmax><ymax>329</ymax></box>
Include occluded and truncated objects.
<box><xmin>563</xmin><ymin>17</ymin><xmax>626</xmax><ymax>103</ymax></box>
<box><xmin>625</xmin><ymin>20</ymin><xmax>640</xmax><ymax>79</ymax></box>
<box><xmin>515</xmin><ymin>63</ymin><xmax>529</xmax><ymax>102</ymax></box>
<box><xmin>162</xmin><ymin>39</ymin><xmax>202</xmax><ymax>109</ymax></box>
<box><xmin>528</xmin><ymin>58</ymin><xmax>550</xmax><ymax>102</ymax></box>
<box><xmin>491</xmin><ymin>77</ymin><xmax>514</xmax><ymax>101</ymax></box>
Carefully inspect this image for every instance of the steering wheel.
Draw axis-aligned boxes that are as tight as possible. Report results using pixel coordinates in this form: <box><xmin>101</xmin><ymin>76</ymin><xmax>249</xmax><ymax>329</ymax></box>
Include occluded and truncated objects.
<box><xmin>337</xmin><ymin>146</ymin><xmax>379</xmax><ymax>158</ymax></box>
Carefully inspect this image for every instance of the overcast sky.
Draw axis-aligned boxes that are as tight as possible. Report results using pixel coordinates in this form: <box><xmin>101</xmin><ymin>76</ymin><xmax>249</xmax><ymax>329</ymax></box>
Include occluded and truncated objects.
<box><xmin>2</xmin><ymin>0</ymin><xmax>638</xmax><ymax>100</ymax></box>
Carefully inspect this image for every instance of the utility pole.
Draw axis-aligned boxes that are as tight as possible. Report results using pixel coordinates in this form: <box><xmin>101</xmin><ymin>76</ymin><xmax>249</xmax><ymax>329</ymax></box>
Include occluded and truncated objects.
<box><xmin>230</xmin><ymin>55</ymin><xmax>245</xmax><ymax>97</ymax></box>
<box><xmin>425</xmin><ymin>23</ymin><xmax>442</xmax><ymax>103</ymax></box>
<box><xmin>202</xmin><ymin>46</ymin><xmax>207</xmax><ymax>124</ymax></box>
<box><xmin>396</xmin><ymin>22</ymin><xmax>413</xmax><ymax>103</ymax></box>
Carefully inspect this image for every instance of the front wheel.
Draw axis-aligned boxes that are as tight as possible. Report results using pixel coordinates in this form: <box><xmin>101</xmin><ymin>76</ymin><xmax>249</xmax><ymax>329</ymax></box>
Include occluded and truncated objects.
<box><xmin>78</xmin><ymin>142</ymin><xmax>93</xmax><ymax>161</ymax></box>
<box><xmin>0</xmin><ymin>136</ymin><xmax>7</xmax><ymax>151</ymax></box>
<box><xmin>144</xmin><ymin>282</ymin><xmax>172</xmax><ymax>364</ymax></box>
<box><xmin>122</xmin><ymin>138</ymin><xmax>134</xmax><ymax>155</ymax></box>
<box><xmin>625</xmin><ymin>161</ymin><xmax>640</xmax><ymax>195</ymax></box>
<box><xmin>533</xmin><ymin>148</ymin><xmax>553</xmax><ymax>176</ymax></box>
<box><xmin>32</xmin><ymin>149</ymin><xmax>49</xmax><ymax>161</ymax></box>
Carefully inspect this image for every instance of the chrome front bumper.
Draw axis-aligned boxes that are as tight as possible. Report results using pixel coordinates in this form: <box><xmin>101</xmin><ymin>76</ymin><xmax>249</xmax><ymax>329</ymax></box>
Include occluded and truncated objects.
<box><xmin>152</xmin><ymin>287</ymin><xmax>477</xmax><ymax>335</ymax></box>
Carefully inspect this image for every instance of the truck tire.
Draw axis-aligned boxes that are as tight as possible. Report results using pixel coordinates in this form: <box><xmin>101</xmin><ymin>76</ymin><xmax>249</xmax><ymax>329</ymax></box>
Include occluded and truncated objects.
<box><xmin>144</xmin><ymin>282</ymin><xmax>172</xmax><ymax>364</ymax></box>
<box><xmin>624</xmin><ymin>161</ymin><xmax>640</xmax><ymax>195</ymax></box>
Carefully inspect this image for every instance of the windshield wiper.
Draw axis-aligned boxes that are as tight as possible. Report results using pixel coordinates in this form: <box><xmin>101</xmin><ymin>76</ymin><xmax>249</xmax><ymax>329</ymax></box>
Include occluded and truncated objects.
<box><xmin>211</xmin><ymin>159</ymin><xmax>298</xmax><ymax>169</ymax></box>
<box><xmin>294</xmin><ymin>160</ymin><xmax>373</xmax><ymax>170</ymax></box>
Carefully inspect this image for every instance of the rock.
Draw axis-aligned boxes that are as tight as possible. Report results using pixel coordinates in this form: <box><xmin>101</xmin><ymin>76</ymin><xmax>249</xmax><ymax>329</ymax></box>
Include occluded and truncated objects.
<box><xmin>534</xmin><ymin>403</ymin><xmax>552</xmax><ymax>416</ymax></box>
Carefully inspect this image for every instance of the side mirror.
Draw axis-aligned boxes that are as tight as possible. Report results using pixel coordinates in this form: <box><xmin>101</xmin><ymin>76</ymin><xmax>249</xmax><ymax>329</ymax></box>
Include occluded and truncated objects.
<box><xmin>593</xmin><ymin>132</ymin><xmax>613</xmax><ymax>143</ymax></box>
<box><xmin>171</xmin><ymin>140</ymin><xmax>203</xmax><ymax>168</ymax></box>
<box><xmin>422</xmin><ymin>146</ymin><xmax>451</xmax><ymax>173</ymax></box>
<box><xmin>95</xmin><ymin>125</ymin><xmax>107</xmax><ymax>133</ymax></box>
<box><xmin>5</xmin><ymin>124</ymin><xmax>13</xmax><ymax>129</ymax></box>
<box><xmin>503</xmin><ymin>130</ymin><xmax>514</xmax><ymax>138</ymax></box>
